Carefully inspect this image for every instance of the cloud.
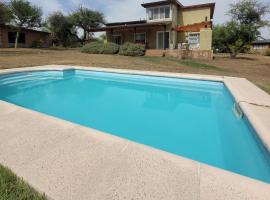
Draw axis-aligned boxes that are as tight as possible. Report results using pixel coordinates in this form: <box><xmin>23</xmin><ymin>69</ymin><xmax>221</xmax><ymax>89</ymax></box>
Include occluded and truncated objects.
<box><xmin>28</xmin><ymin>0</ymin><xmax>63</xmax><ymax>17</ymax></box>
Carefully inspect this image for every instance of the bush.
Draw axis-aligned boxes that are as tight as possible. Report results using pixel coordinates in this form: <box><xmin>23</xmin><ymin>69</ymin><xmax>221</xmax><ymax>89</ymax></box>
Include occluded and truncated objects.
<box><xmin>81</xmin><ymin>42</ymin><xmax>103</xmax><ymax>54</ymax></box>
<box><xmin>264</xmin><ymin>49</ymin><xmax>270</xmax><ymax>56</ymax></box>
<box><xmin>101</xmin><ymin>42</ymin><xmax>119</xmax><ymax>54</ymax></box>
<box><xmin>119</xmin><ymin>42</ymin><xmax>145</xmax><ymax>56</ymax></box>
<box><xmin>31</xmin><ymin>40</ymin><xmax>43</xmax><ymax>48</ymax></box>
<box><xmin>81</xmin><ymin>42</ymin><xmax>119</xmax><ymax>54</ymax></box>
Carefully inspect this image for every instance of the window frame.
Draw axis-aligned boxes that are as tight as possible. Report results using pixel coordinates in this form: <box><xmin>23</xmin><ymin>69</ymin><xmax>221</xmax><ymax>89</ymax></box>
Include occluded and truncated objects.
<box><xmin>147</xmin><ymin>5</ymin><xmax>171</xmax><ymax>21</ymax></box>
<box><xmin>135</xmin><ymin>32</ymin><xmax>146</xmax><ymax>44</ymax></box>
<box><xmin>188</xmin><ymin>32</ymin><xmax>200</xmax><ymax>49</ymax></box>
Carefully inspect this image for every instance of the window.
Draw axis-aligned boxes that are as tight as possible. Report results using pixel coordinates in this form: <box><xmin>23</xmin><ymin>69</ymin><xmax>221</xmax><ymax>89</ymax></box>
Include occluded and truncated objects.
<box><xmin>153</xmin><ymin>8</ymin><xmax>159</xmax><ymax>20</ymax></box>
<box><xmin>147</xmin><ymin>6</ymin><xmax>171</xmax><ymax>21</ymax></box>
<box><xmin>148</xmin><ymin>9</ymin><xmax>153</xmax><ymax>20</ymax></box>
<box><xmin>8</xmin><ymin>32</ymin><xmax>26</xmax><ymax>44</ymax></box>
<box><xmin>165</xmin><ymin>7</ymin><xmax>170</xmax><ymax>18</ymax></box>
<box><xmin>160</xmin><ymin>7</ymin><xmax>165</xmax><ymax>19</ymax></box>
<box><xmin>135</xmin><ymin>33</ymin><xmax>146</xmax><ymax>44</ymax></box>
<box><xmin>188</xmin><ymin>33</ymin><xmax>200</xmax><ymax>49</ymax></box>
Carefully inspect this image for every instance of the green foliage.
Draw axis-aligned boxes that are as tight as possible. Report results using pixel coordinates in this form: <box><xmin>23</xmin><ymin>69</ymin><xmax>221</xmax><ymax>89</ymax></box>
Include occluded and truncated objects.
<box><xmin>81</xmin><ymin>42</ymin><xmax>119</xmax><ymax>54</ymax></box>
<box><xmin>0</xmin><ymin>164</ymin><xmax>47</xmax><ymax>200</ymax></box>
<box><xmin>212</xmin><ymin>25</ymin><xmax>228</xmax><ymax>53</ymax></box>
<box><xmin>47</xmin><ymin>6</ymin><xmax>105</xmax><ymax>47</ymax></box>
<box><xmin>48</xmin><ymin>11</ymin><xmax>79</xmax><ymax>47</ymax></box>
<box><xmin>213</xmin><ymin>0</ymin><xmax>270</xmax><ymax>58</ymax></box>
<box><xmin>81</xmin><ymin>42</ymin><xmax>104</xmax><ymax>54</ymax></box>
<box><xmin>101</xmin><ymin>42</ymin><xmax>119</xmax><ymax>54</ymax></box>
<box><xmin>119</xmin><ymin>43</ymin><xmax>146</xmax><ymax>56</ymax></box>
<box><xmin>9</xmin><ymin>0</ymin><xmax>43</xmax><ymax>48</ymax></box>
<box><xmin>264</xmin><ymin>49</ymin><xmax>270</xmax><ymax>56</ymax></box>
<box><xmin>70</xmin><ymin>7</ymin><xmax>105</xmax><ymax>44</ymax></box>
<box><xmin>0</xmin><ymin>2</ymin><xmax>12</xmax><ymax>24</ymax></box>
<box><xmin>9</xmin><ymin>0</ymin><xmax>42</xmax><ymax>27</ymax></box>
<box><xmin>31</xmin><ymin>40</ymin><xmax>43</xmax><ymax>48</ymax></box>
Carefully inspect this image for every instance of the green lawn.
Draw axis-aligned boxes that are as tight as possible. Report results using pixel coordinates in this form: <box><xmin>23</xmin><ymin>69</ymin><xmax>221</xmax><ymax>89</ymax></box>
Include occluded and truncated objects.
<box><xmin>0</xmin><ymin>164</ymin><xmax>47</xmax><ymax>200</ymax></box>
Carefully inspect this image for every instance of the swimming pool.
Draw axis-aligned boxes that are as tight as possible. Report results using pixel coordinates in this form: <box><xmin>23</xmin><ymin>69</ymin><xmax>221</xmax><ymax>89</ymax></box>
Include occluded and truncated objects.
<box><xmin>0</xmin><ymin>69</ymin><xmax>270</xmax><ymax>183</ymax></box>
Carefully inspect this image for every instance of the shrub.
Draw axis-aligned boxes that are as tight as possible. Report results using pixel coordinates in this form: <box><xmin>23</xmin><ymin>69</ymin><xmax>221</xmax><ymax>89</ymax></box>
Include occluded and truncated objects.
<box><xmin>101</xmin><ymin>42</ymin><xmax>119</xmax><ymax>54</ymax></box>
<box><xmin>119</xmin><ymin>42</ymin><xmax>145</xmax><ymax>56</ymax></box>
<box><xmin>31</xmin><ymin>40</ymin><xmax>43</xmax><ymax>48</ymax></box>
<box><xmin>81</xmin><ymin>42</ymin><xmax>103</xmax><ymax>54</ymax></box>
<box><xmin>81</xmin><ymin>42</ymin><xmax>119</xmax><ymax>54</ymax></box>
<box><xmin>264</xmin><ymin>49</ymin><xmax>270</xmax><ymax>56</ymax></box>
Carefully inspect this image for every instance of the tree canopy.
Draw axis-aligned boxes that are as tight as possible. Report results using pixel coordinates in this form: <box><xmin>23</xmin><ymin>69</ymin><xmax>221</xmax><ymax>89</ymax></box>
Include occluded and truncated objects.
<box><xmin>213</xmin><ymin>0</ymin><xmax>269</xmax><ymax>58</ymax></box>
<box><xmin>9</xmin><ymin>0</ymin><xmax>43</xmax><ymax>48</ymax></box>
<box><xmin>70</xmin><ymin>7</ymin><xmax>105</xmax><ymax>44</ymax></box>
<box><xmin>47</xmin><ymin>7</ymin><xmax>105</xmax><ymax>46</ymax></box>
<box><xmin>9</xmin><ymin>0</ymin><xmax>42</xmax><ymax>27</ymax></box>
<box><xmin>47</xmin><ymin>11</ymin><xmax>78</xmax><ymax>47</ymax></box>
<box><xmin>0</xmin><ymin>1</ymin><xmax>11</xmax><ymax>24</ymax></box>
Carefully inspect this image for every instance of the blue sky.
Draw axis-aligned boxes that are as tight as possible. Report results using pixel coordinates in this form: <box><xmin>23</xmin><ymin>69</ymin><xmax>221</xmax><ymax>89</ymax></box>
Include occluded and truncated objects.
<box><xmin>28</xmin><ymin>0</ymin><xmax>270</xmax><ymax>38</ymax></box>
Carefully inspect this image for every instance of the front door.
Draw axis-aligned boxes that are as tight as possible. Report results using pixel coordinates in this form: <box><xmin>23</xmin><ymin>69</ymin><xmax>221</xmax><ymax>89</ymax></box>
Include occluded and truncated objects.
<box><xmin>157</xmin><ymin>31</ymin><xmax>169</xmax><ymax>49</ymax></box>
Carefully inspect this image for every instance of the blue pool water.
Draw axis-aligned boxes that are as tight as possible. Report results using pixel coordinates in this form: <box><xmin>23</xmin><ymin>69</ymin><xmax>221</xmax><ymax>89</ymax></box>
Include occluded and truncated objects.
<box><xmin>0</xmin><ymin>70</ymin><xmax>270</xmax><ymax>183</ymax></box>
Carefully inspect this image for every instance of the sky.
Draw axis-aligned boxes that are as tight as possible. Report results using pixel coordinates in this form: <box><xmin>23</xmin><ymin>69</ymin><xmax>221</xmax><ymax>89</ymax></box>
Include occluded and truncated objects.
<box><xmin>28</xmin><ymin>0</ymin><xmax>270</xmax><ymax>38</ymax></box>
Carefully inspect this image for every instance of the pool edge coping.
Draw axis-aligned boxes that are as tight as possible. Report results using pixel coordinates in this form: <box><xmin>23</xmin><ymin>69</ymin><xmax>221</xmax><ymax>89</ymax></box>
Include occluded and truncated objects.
<box><xmin>1</xmin><ymin>65</ymin><xmax>270</xmax><ymax>152</ymax></box>
<box><xmin>0</xmin><ymin>65</ymin><xmax>270</xmax><ymax>200</ymax></box>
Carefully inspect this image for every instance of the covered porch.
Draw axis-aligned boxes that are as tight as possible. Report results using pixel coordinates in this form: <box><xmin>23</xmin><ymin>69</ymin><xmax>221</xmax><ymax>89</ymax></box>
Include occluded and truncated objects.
<box><xmin>89</xmin><ymin>21</ymin><xmax>172</xmax><ymax>49</ymax></box>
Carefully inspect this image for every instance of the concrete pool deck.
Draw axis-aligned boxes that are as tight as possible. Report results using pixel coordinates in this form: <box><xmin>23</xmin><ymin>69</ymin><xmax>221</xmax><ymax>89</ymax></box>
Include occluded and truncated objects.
<box><xmin>0</xmin><ymin>65</ymin><xmax>270</xmax><ymax>200</ymax></box>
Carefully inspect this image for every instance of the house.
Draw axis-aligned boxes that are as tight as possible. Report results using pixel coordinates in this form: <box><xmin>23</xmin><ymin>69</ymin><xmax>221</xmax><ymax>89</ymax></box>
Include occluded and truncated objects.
<box><xmin>251</xmin><ymin>39</ymin><xmax>270</xmax><ymax>53</ymax></box>
<box><xmin>0</xmin><ymin>24</ymin><xmax>50</xmax><ymax>48</ymax></box>
<box><xmin>90</xmin><ymin>0</ymin><xmax>215</xmax><ymax>53</ymax></box>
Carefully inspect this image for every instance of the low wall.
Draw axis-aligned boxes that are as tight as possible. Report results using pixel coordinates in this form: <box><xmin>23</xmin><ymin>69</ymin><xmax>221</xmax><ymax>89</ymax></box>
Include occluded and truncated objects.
<box><xmin>165</xmin><ymin>49</ymin><xmax>214</xmax><ymax>60</ymax></box>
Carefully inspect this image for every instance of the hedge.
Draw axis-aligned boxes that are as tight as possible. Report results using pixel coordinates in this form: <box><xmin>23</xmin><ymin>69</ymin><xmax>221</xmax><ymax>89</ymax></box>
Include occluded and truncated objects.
<box><xmin>81</xmin><ymin>42</ymin><xmax>104</xmax><ymax>54</ymax></box>
<box><xmin>81</xmin><ymin>42</ymin><xmax>119</xmax><ymax>54</ymax></box>
<box><xmin>119</xmin><ymin>42</ymin><xmax>146</xmax><ymax>56</ymax></box>
<box><xmin>101</xmin><ymin>42</ymin><xmax>120</xmax><ymax>54</ymax></box>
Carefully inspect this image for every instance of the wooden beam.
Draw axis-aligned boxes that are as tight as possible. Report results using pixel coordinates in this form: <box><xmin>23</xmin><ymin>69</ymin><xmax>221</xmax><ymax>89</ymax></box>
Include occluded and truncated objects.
<box><xmin>173</xmin><ymin>21</ymin><xmax>212</xmax><ymax>32</ymax></box>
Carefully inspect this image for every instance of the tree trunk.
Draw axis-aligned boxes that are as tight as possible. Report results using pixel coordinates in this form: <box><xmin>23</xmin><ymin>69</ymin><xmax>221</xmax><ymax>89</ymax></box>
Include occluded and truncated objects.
<box><xmin>230</xmin><ymin>52</ymin><xmax>237</xmax><ymax>59</ymax></box>
<box><xmin>14</xmin><ymin>31</ymin><xmax>20</xmax><ymax>48</ymax></box>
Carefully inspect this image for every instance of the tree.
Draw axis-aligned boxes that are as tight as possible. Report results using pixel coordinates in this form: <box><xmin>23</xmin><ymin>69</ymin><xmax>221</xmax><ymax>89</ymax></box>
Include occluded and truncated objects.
<box><xmin>216</xmin><ymin>0</ymin><xmax>269</xmax><ymax>58</ymax></box>
<box><xmin>0</xmin><ymin>1</ymin><xmax>11</xmax><ymax>24</ymax></box>
<box><xmin>70</xmin><ymin>7</ymin><xmax>105</xmax><ymax>44</ymax></box>
<box><xmin>212</xmin><ymin>25</ymin><xmax>228</xmax><ymax>53</ymax></box>
<box><xmin>9</xmin><ymin>0</ymin><xmax>42</xmax><ymax>48</ymax></box>
<box><xmin>47</xmin><ymin>11</ymin><xmax>79</xmax><ymax>47</ymax></box>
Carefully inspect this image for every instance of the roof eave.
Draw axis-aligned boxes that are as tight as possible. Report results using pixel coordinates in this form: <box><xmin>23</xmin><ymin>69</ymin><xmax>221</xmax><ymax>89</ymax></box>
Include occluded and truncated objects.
<box><xmin>141</xmin><ymin>0</ymin><xmax>183</xmax><ymax>8</ymax></box>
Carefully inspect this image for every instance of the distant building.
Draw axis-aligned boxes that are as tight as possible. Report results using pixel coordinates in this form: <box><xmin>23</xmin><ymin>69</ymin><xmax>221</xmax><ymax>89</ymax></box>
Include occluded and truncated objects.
<box><xmin>251</xmin><ymin>39</ymin><xmax>270</xmax><ymax>53</ymax></box>
<box><xmin>0</xmin><ymin>24</ymin><xmax>50</xmax><ymax>48</ymax></box>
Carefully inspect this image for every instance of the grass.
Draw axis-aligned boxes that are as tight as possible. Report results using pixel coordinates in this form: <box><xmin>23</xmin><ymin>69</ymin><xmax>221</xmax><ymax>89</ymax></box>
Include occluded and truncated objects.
<box><xmin>143</xmin><ymin>56</ymin><xmax>224</xmax><ymax>71</ymax></box>
<box><xmin>0</xmin><ymin>164</ymin><xmax>47</xmax><ymax>200</ymax></box>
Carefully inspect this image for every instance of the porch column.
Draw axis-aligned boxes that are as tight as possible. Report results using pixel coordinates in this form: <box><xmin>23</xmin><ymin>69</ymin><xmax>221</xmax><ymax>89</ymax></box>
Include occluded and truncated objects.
<box><xmin>134</xmin><ymin>27</ymin><xmax>136</xmax><ymax>43</ymax></box>
<box><xmin>163</xmin><ymin>25</ymin><xmax>166</xmax><ymax>50</ymax></box>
